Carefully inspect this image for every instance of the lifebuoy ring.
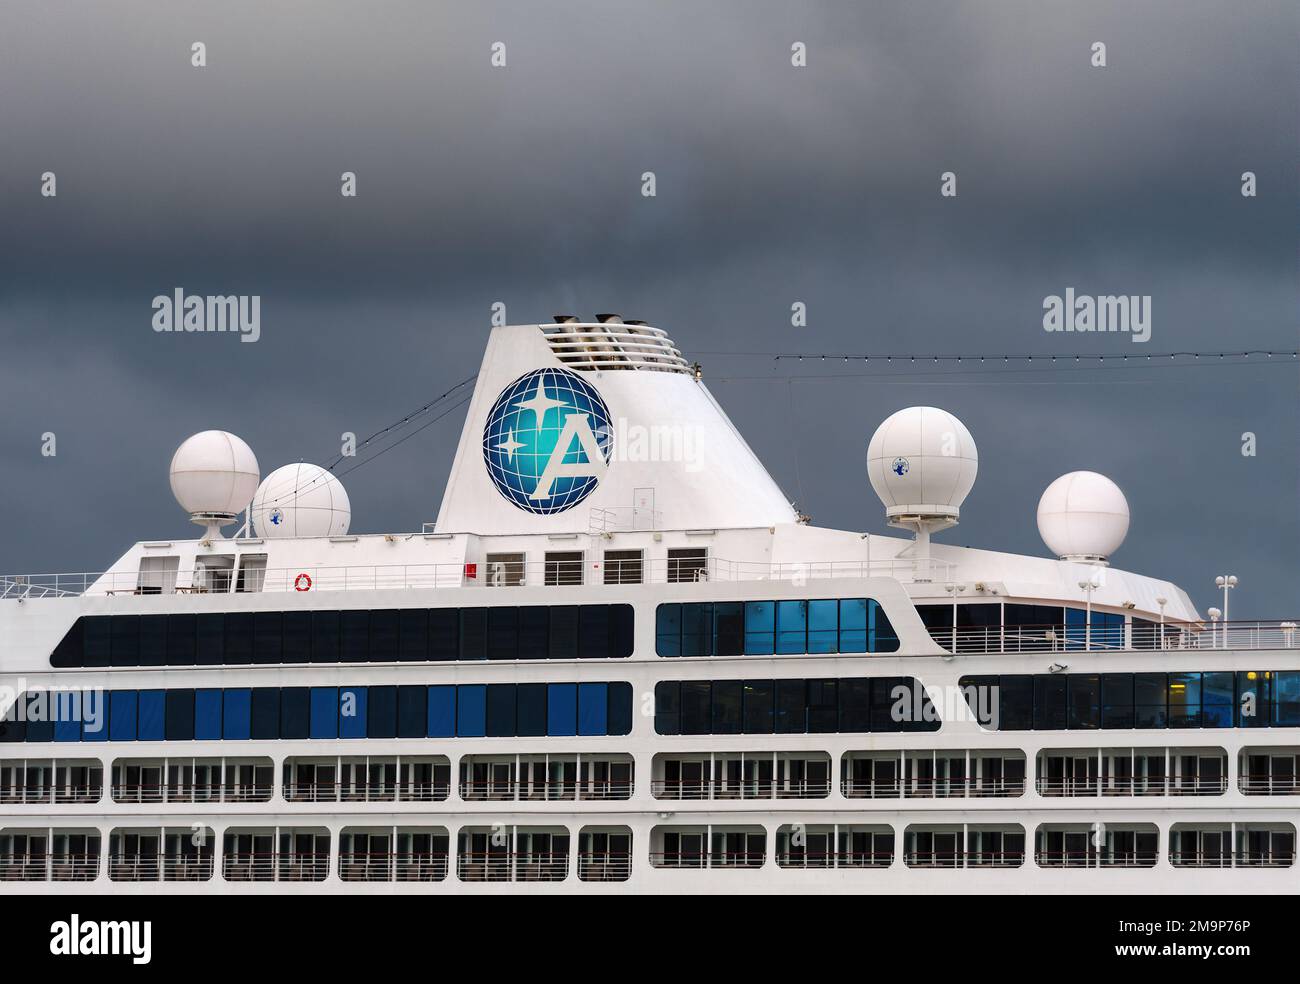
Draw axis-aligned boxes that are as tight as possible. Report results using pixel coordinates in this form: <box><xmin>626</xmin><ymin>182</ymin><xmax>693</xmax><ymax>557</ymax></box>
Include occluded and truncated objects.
<box><xmin>294</xmin><ymin>573</ymin><xmax>312</xmax><ymax>592</ymax></box>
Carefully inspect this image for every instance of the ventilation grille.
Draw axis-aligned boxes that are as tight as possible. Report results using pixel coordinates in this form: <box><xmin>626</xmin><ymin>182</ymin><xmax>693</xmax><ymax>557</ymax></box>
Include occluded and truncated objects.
<box><xmin>539</xmin><ymin>322</ymin><xmax>691</xmax><ymax>373</ymax></box>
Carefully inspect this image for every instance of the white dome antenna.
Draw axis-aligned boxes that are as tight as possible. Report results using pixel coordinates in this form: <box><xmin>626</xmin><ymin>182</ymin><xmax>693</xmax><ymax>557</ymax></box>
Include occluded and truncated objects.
<box><xmin>1037</xmin><ymin>470</ymin><xmax>1130</xmax><ymax>564</ymax></box>
<box><xmin>867</xmin><ymin>406</ymin><xmax>978</xmax><ymax>581</ymax></box>
<box><xmin>250</xmin><ymin>463</ymin><xmax>351</xmax><ymax>538</ymax></box>
<box><xmin>169</xmin><ymin>430</ymin><xmax>260</xmax><ymax>539</ymax></box>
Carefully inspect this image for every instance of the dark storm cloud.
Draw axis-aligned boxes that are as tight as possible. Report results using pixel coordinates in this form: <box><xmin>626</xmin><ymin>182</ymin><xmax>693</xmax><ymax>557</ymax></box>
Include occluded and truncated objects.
<box><xmin>0</xmin><ymin>0</ymin><xmax>1295</xmax><ymax>615</ymax></box>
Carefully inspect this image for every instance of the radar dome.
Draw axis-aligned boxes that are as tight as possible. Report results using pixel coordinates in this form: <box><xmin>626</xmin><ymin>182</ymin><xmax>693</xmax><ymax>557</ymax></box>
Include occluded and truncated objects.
<box><xmin>867</xmin><ymin>406</ymin><xmax>978</xmax><ymax>522</ymax></box>
<box><xmin>1037</xmin><ymin>470</ymin><xmax>1130</xmax><ymax>563</ymax></box>
<box><xmin>169</xmin><ymin>431</ymin><xmax>260</xmax><ymax>532</ymax></box>
<box><xmin>251</xmin><ymin>463</ymin><xmax>351</xmax><ymax>538</ymax></box>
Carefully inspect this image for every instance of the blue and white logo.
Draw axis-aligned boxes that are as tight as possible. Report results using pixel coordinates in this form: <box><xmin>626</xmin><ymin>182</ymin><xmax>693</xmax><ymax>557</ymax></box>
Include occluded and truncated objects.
<box><xmin>269</xmin><ymin>507</ymin><xmax>284</xmax><ymax>526</ymax></box>
<box><xmin>892</xmin><ymin>457</ymin><xmax>910</xmax><ymax>477</ymax></box>
<box><xmin>482</xmin><ymin>368</ymin><xmax>613</xmax><ymax>514</ymax></box>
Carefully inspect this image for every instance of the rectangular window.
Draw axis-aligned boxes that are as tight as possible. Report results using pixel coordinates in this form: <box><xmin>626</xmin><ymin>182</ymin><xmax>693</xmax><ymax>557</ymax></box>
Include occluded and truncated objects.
<box><xmin>165</xmin><ymin>690</ymin><xmax>195</xmax><ymax>741</ymax></box>
<box><xmin>369</xmin><ymin>610</ymin><xmax>399</xmax><ymax>662</ymax></box>
<box><xmin>310</xmin><ymin>610</ymin><xmax>340</xmax><ymax>663</ymax></box>
<box><xmin>250</xmin><ymin>688</ymin><xmax>280</xmax><ymax>740</ymax></box>
<box><xmin>109</xmin><ymin>690</ymin><xmax>137</xmax><ymax>741</ymax></box>
<box><xmin>516</xmin><ymin>683</ymin><xmax>547</xmax><ymax>736</ymax></box>
<box><xmin>839</xmin><ymin>678</ymin><xmax>872</xmax><ymax>731</ymax></box>
<box><xmin>339</xmin><ymin>687</ymin><xmax>368</xmax><ymax>739</ymax></box>
<box><xmin>838</xmin><ymin>599</ymin><xmax>868</xmax><ymax>653</ymax></box>
<box><xmin>137</xmin><ymin>690</ymin><xmax>165</xmax><ymax>740</ymax></box>
<box><xmin>656</xmin><ymin>604</ymin><xmax>682</xmax><ymax>657</ymax></box>
<box><xmin>397</xmin><ymin>686</ymin><xmax>427</xmax><ymax>738</ymax></box>
<box><xmin>484</xmin><ymin>552</ymin><xmax>525</xmax><ymax>587</ymax></box>
<box><xmin>110</xmin><ymin>616</ymin><xmax>140</xmax><ymax>666</ymax></box>
<box><xmin>603</xmin><ymin>549</ymin><xmax>642</xmax><ymax>585</ymax></box>
<box><xmin>456</xmin><ymin>684</ymin><xmax>487</xmax><ymax>737</ymax></box>
<box><xmin>1275</xmin><ymin>671</ymin><xmax>1300</xmax><ymax>727</ymax></box>
<box><xmin>1167</xmin><ymin>672</ymin><xmax>1201</xmax><ymax>728</ymax></box>
<box><xmin>427</xmin><ymin>686</ymin><xmax>456</xmax><ymax>737</ymax></box>
<box><xmin>459</xmin><ymin>609</ymin><xmax>486</xmax><ymax>661</ymax></box>
<box><xmin>398</xmin><ymin>609</ymin><xmax>429</xmax><ymax>661</ymax></box>
<box><xmin>578</xmin><ymin>605</ymin><xmax>611</xmax><ymax>659</ymax></box>
<box><xmin>807</xmin><ymin>679</ymin><xmax>838</xmax><ymax>732</ymax></box>
<box><xmin>517</xmin><ymin>607</ymin><xmax>549</xmax><ymax>660</ymax></box>
<box><xmin>225</xmin><ymin>612</ymin><xmax>252</xmax><ymax>664</ymax></box>
<box><xmin>280</xmin><ymin>687</ymin><xmax>309</xmax><ymax>739</ymax></box>
<box><xmin>1202</xmin><ymin>671</ymin><xmax>1235</xmax><ymax>728</ymax></box>
<box><xmin>775</xmin><ymin>679</ymin><xmax>806</xmax><ymax>734</ymax></box>
<box><xmin>1067</xmin><ymin>674</ymin><xmax>1100</xmax><ymax>730</ymax></box>
<box><xmin>428</xmin><ymin>609</ymin><xmax>459</xmax><ymax>661</ymax></box>
<box><xmin>607</xmin><ymin>682</ymin><xmax>633</xmax><ymax>736</ymax></box>
<box><xmin>681</xmin><ymin>681</ymin><xmax>712</xmax><ymax>735</ymax></box>
<box><xmin>310</xmin><ymin>687</ymin><xmax>338</xmax><ymax>739</ymax></box>
<box><xmin>282</xmin><ymin>612</ymin><xmax>310</xmax><ymax>663</ymax></box>
<box><xmin>654</xmin><ymin>681</ymin><xmax>681</xmax><ymax>735</ymax></box>
<box><xmin>1238</xmin><ymin>671</ymin><xmax>1272</xmax><ymax>728</ymax></box>
<box><xmin>252</xmin><ymin>611</ymin><xmax>282</xmax><ymax>664</ymax></box>
<box><xmin>166</xmin><ymin>614</ymin><xmax>197</xmax><ymax>665</ymax></box>
<box><xmin>666</xmin><ymin>547</ymin><xmax>708</xmax><ymax>583</ymax></box>
<box><xmin>744</xmin><ymin>601</ymin><xmax>775</xmax><ymax>655</ymax></box>
<box><xmin>578</xmin><ymin>683</ymin><xmax>609</xmax><ymax>736</ymax></box>
<box><xmin>340</xmin><ymin>610</ymin><xmax>370</xmax><ymax>662</ymax></box>
<box><xmin>807</xmin><ymin>600</ymin><xmax>839</xmax><ymax>654</ymax></box>
<box><xmin>367</xmin><ymin>685</ymin><xmax>398</xmax><ymax>738</ymax></box>
<box><xmin>487</xmin><ymin>607</ymin><xmax>518</xmax><ymax>661</ymax></box>
<box><xmin>681</xmin><ymin>603</ymin><xmax>713</xmax><ymax>657</ymax></box>
<box><xmin>547</xmin><ymin>683</ymin><xmax>577</xmax><ymax>737</ymax></box>
<box><xmin>544</xmin><ymin>551</ymin><xmax>584</xmax><ymax>586</ymax></box>
<box><xmin>549</xmin><ymin>606</ymin><xmax>579</xmax><ymax>659</ymax></box>
<box><xmin>1033</xmin><ymin>675</ymin><xmax>1068</xmax><ymax>730</ymax></box>
<box><xmin>195</xmin><ymin>689</ymin><xmax>222</xmax><ymax>740</ymax></box>
<box><xmin>711</xmin><ymin>680</ymin><xmax>743</xmax><ymax>734</ymax></box>
<box><xmin>713</xmin><ymin>603</ymin><xmax>744</xmax><ymax>657</ymax></box>
<box><xmin>776</xmin><ymin>601</ymin><xmax>807</xmax><ymax>655</ymax></box>
<box><xmin>138</xmin><ymin>615</ymin><xmax>167</xmax><ymax>666</ymax></box>
<box><xmin>486</xmin><ymin>684</ymin><xmax>517</xmax><ymax>737</ymax></box>
<box><xmin>1101</xmin><ymin>673</ymin><xmax>1134</xmax><ymax>729</ymax></box>
<box><xmin>222</xmin><ymin>689</ymin><xmax>251</xmax><ymax>740</ymax></box>
<box><xmin>743</xmin><ymin>680</ymin><xmax>774</xmax><ymax>733</ymax></box>
<box><xmin>84</xmin><ymin>616</ymin><xmax>111</xmax><ymax>667</ymax></box>
<box><xmin>1134</xmin><ymin>673</ymin><xmax>1167</xmax><ymax>728</ymax></box>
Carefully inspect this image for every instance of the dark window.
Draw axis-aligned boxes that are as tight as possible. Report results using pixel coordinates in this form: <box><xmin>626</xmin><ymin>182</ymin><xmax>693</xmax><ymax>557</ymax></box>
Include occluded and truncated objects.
<box><xmin>249</xmin><ymin>688</ymin><xmax>280</xmax><ymax>740</ymax></box>
<box><xmin>310</xmin><ymin>610</ymin><xmax>340</xmax><ymax>663</ymax></box>
<box><xmin>839</xmin><ymin>678</ymin><xmax>872</xmax><ymax>731</ymax></box>
<box><xmin>165</xmin><ymin>614</ymin><xmax>196</xmax><ymax>665</ymax></box>
<box><xmin>549</xmin><ymin>606</ymin><xmax>580</xmax><ymax>660</ymax></box>
<box><xmin>517</xmin><ymin>683</ymin><xmax>547</xmax><ymax>736</ymax></box>
<box><xmin>459</xmin><ymin>609</ymin><xmax>486</xmax><ymax>661</ymax></box>
<box><xmin>743</xmin><ymin>680</ymin><xmax>774</xmax><ymax>733</ymax></box>
<box><xmin>282</xmin><ymin>611</ymin><xmax>310</xmax><ymax>663</ymax></box>
<box><xmin>369</xmin><ymin>610</ymin><xmax>399</xmax><ymax>662</ymax></box>
<box><xmin>397</xmin><ymin>685</ymin><xmax>427</xmax><ymax>737</ymax></box>
<box><xmin>578</xmin><ymin>606</ymin><xmax>611</xmax><ymax>659</ymax></box>
<box><xmin>1135</xmin><ymin>673</ymin><xmax>1167</xmax><ymax>728</ymax></box>
<box><xmin>681</xmin><ymin>681</ymin><xmax>712</xmax><ymax>735</ymax></box>
<box><xmin>807</xmin><ymin>679</ymin><xmax>838</xmax><ymax>732</ymax></box>
<box><xmin>656</xmin><ymin>604</ymin><xmax>682</xmax><ymax>657</ymax></box>
<box><xmin>398</xmin><ymin>609</ymin><xmax>429</xmax><ymax>661</ymax></box>
<box><xmin>485</xmin><ymin>684</ymin><xmax>517</xmax><ymax>737</ymax></box>
<box><xmin>775</xmin><ymin>679</ymin><xmax>806</xmax><ymax>734</ymax></box>
<box><xmin>428</xmin><ymin>609</ymin><xmax>459</xmax><ymax>661</ymax></box>
<box><xmin>517</xmin><ymin>607</ymin><xmax>549</xmax><ymax>660</ymax></box>
<box><xmin>224</xmin><ymin>612</ymin><xmax>253</xmax><ymax>664</ymax></box>
<box><xmin>84</xmin><ymin>617</ymin><xmax>111</xmax><ymax>667</ymax></box>
<box><xmin>1101</xmin><ymin>673</ymin><xmax>1134</xmax><ymax>729</ymax></box>
<box><xmin>1067</xmin><ymin>674</ymin><xmax>1100</xmax><ymax>729</ymax></box>
<box><xmin>252</xmin><ymin>611</ymin><xmax>282</xmax><ymax>664</ymax></box>
<box><xmin>606</xmin><ymin>682</ymin><xmax>633</xmax><ymax>736</ymax></box>
<box><xmin>713</xmin><ymin>603</ymin><xmax>744</xmax><ymax>657</ymax></box>
<box><xmin>681</xmin><ymin>604</ymin><xmax>713</xmax><ymax>657</ymax></box>
<box><xmin>164</xmin><ymin>690</ymin><xmax>195</xmax><ymax>741</ymax></box>
<box><xmin>340</xmin><ymin>610</ymin><xmax>370</xmax><ymax>662</ymax></box>
<box><xmin>712</xmin><ymin>680</ymin><xmax>743</xmax><ymax>734</ymax></box>
<box><xmin>654</xmin><ymin>681</ymin><xmax>681</xmax><ymax>735</ymax></box>
<box><xmin>51</xmin><ymin>619</ymin><xmax>84</xmax><ymax>668</ymax></box>
<box><xmin>111</xmin><ymin>616</ymin><xmax>140</xmax><ymax>666</ymax></box>
<box><xmin>367</xmin><ymin>686</ymin><xmax>398</xmax><ymax>738</ymax></box>
<box><xmin>1033</xmin><ymin>675</ymin><xmax>1068</xmax><ymax>730</ymax></box>
<box><xmin>280</xmin><ymin>688</ymin><xmax>310</xmax><ymax>739</ymax></box>
<box><xmin>487</xmin><ymin>607</ymin><xmax>518</xmax><ymax>661</ymax></box>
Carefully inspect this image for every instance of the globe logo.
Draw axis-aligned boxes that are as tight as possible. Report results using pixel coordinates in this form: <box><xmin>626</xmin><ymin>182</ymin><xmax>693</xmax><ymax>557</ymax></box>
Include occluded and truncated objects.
<box><xmin>482</xmin><ymin>368</ymin><xmax>613</xmax><ymax>514</ymax></box>
<box><xmin>892</xmin><ymin>457</ymin><xmax>910</xmax><ymax>477</ymax></box>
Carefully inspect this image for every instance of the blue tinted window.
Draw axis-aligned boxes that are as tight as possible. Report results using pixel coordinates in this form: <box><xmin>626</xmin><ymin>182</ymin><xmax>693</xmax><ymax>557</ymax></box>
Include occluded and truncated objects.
<box><xmin>456</xmin><ymin>684</ymin><xmax>486</xmax><ymax>737</ymax></box>
<box><xmin>250</xmin><ymin>688</ymin><xmax>280</xmax><ymax>739</ymax></box>
<box><xmin>110</xmin><ymin>690</ymin><xmax>138</xmax><ymax>741</ymax></box>
<box><xmin>607</xmin><ymin>682</ymin><xmax>633</xmax><ymax>736</ymax></box>
<box><xmin>838</xmin><ymin>599</ymin><xmax>867</xmax><ymax>653</ymax></box>
<box><xmin>195</xmin><ymin>689</ymin><xmax>222</xmax><ymax>740</ymax></box>
<box><xmin>547</xmin><ymin>683</ymin><xmax>577</xmax><ymax>737</ymax></box>
<box><xmin>80</xmin><ymin>691</ymin><xmax>107</xmax><ymax>742</ymax></box>
<box><xmin>397</xmin><ymin>686</ymin><xmax>426</xmax><ymax>738</ymax></box>
<box><xmin>680</xmin><ymin>604</ymin><xmax>712</xmax><ymax>657</ymax></box>
<box><xmin>427</xmin><ymin>686</ymin><xmax>455</xmax><ymax>737</ymax></box>
<box><xmin>656</xmin><ymin>604</ymin><xmax>682</xmax><ymax>657</ymax></box>
<box><xmin>808</xmin><ymin>600</ymin><xmax>838</xmax><ymax>653</ymax></box>
<box><xmin>868</xmin><ymin>600</ymin><xmax>899</xmax><ymax>653</ymax></box>
<box><xmin>309</xmin><ymin>687</ymin><xmax>338</xmax><ymax>739</ymax></box>
<box><xmin>578</xmin><ymin>683</ymin><xmax>608</xmax><ymax>736</ymax></box>
<box><xmin>54</xmin><ymin>692</ymin><xmax>81</xmax><ymax>742</ymax></box>
<box><xmin>367</xmin><ymin>685</ymin><xmax>397</xmax><ymax>738</ymax></box>
<box><xmin>23</xmin><ymin>694</ymin><xmax>52</xmax><ymax>743</ymax></box>
<box><xmin>339</xmin><ymin>687</ymin><xmax>368</xmax><ymax>739</ymax></box>
<box><xmin>486</xmin><ymin>684</ymin><xmax>516</xmax><ymax>736</ymax></box>
<box><xmin>138</xmin><ymin>690</ymin><xmax>165</xmax><ymax>741</ymax></box>
<box><xmin>776</xmin><ymin>601</ymin><xmax>807</xmax><ymax>654</ymax></box>
<box><xmin>280</xmin><ymin>687</ymin><xmax>310</xmax><ymax>739</ymax></box>
<box><xmin>517</xmin><ymin>683</ymin><xmax>547</xmax><ymax>736</ymax></box>
<box><xmin>165</xmin><ymin>690</ymin><xmax>195</xmax><ymax>741</ymax></box>
<box><xmin>222</xmin><ymin>688</ymin><xmax>251</xmax><ymax>740</ymax></box>
<box><xmin>744</xmin><ymin>601</ymin><xmax>775</xmax><ymax>655</ymax></box>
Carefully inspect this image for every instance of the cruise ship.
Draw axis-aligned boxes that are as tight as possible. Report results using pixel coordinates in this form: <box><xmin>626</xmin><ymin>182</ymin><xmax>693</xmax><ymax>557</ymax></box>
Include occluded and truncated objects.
<box><xmin>1</xmin><ymin>317</ymin><xmax>1296</xmax><ymax>895</ymax></box>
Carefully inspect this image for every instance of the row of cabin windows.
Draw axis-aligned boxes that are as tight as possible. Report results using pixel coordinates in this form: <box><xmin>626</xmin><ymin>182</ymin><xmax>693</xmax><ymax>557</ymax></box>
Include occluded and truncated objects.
<box><xmin>655</xmin><ymin>599</ymin><xmax>900</xmax><ymax>658</ymax></box>
<box><xmin>653</xmin><ymin>678</ymin><xmax>938</xmax><ymax>735</ymax></box>
<box><xmin>49</xmin><ymin>605</ymin><xmax>634</xmax><ymax>668</ymax></box>
<box><xmin>917</xmin><ymin>604</ymin><xmax>1134</xmax><ymax>647</ymax></box>
<box><xmin>0</xmin><ymin>683</ymin><xmax>634</xmax><ymax>743</ymax></box>
<box><xmin>960</xmin><ymin>671</ymin><xmax>1300</xmax><ymax>731</ymax></box>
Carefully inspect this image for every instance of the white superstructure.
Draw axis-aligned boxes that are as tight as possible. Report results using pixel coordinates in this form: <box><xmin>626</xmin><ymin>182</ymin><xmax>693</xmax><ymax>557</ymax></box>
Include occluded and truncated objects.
<box><xmin>0</xmin><ymin>319</ymin><xmax>1295</xmax><ymax>894</ymax></box>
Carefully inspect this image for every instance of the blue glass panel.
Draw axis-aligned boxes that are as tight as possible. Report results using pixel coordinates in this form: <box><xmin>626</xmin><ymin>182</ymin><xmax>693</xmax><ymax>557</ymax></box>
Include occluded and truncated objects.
<box><xmin>222</xmin><ymin>688</ymin><xmax>251</xmax><ymax>740</ymax></box>
<box><xmin>547</xmin><ymin>683</ymin><xmax>577</xmax><ymax>737</ymax></box>
<box><xmin>339</xmin><ymin>687</ymin><xmax>368</xmax><ymax>739</ymax></box>
<box><xmin>137</xmin><ymin>690</ymin><xmax>165</xmax><ymax>741</ymax></box>
<box><xmin>578</xmin><ymin>682</ymin><xmax>608</xmax><ymax>736</ymax></box>
<box><xmin>427</xmin><ymin>686</ymin><xmax>456</xmax><ymax>737</ymax></box>
<box><xmin>81</xmin><ymin>690</ymin><xmax>108</xmax><ymax>742</ymax></box>
<box><xmin>310</xmin><ymin>687</ymin><xmax>338</xmax><ymax>739</ymax></box>
<box><xmin>456</xmin><ymin>684</ymin><xmax>486</xmax><ymax>737</ymax></box>
<box><xmin>655</xmin><ymin>604</ymin><xmax>682</xmax><ymax>657</ymax></box>
<box><xmin>744</xmin><ymin>601</ymin><xmax>775</xmax><ymax>655</ymax></box>
<box><xmin>109</xmin><ymin>690</ymin><xmax>138</xmax><ymax>741</ymax></box>
<box><xmin>775</xmin><ymin>600</ymin><xmax>807</xmax><ymax>654</ymax></box>
<box><xmin>53</xmin><ymin>692</ymin><xmax>81</xmax><ymax>742</ymax></box>
<box><xmin>194</xmin><ymin>689</ymin><xmax>222</xmax><ymax>740</ymax></box>
<box><xmin>838</xmin><ymin>599</ymin><xmax>867</xmax><ymax>653</ymax></box>
<box><xmin>606</xmin><ymin>682</ymin><xmax>633</xmax><ymax>736</ymax></box>
<box><xmin>807</xmin><ymin>600</ymin><xmax>838</xmax><ymax>653</ymax></box>
<box><xmin>1064</xmin><ymin>607</ymin><xmax>1086</xmax><ymax>650</ymax></box>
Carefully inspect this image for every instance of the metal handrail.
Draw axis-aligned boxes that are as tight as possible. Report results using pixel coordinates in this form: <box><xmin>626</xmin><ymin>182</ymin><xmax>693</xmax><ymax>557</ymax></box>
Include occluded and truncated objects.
<box><xmin>649</xmin><ymin>852</ymin><xmax>765</xmax><ymax>869</ymax></box>
<box><xmin>456</xmin><ymin>852</ymin><xmax>569</xmax><ymax>882</ymax></box>
<box><xmin>904</xmin><ymin>851</ymin><xmax>1025</xmax><ymax>868</ymax></box>
<box><xmin>221</xmin><ymin>852</ymin><xmax>330</xmax><ymax>882</ymax></box>
<box><xmin>776</xmin><ymin>851</ymin><xmax>894</xmax><ymax>868</ymax></box>
<box><xmin>338</xmin><ymin>852</ymin><xmax>450</xmax><ymax>882</ymax></box>
<box><xmin>1238</xmin><ymin>775</ymin><xmax>1300</xmax><ymax>795</ymax></box>
<box><xmin>840</xmin><ymin>777</ymin><xmax>1026</xmax><ymax>799</ymax></box>
<box><xmin>930</xmin><ymin>619</ymin><xmax>1300</xmax><ymax>653</ymax></box>
<box><xmin>1034</xmin><ymin>851</ymin><xmax>1158</xmax><ymax>868</ymax></box>
<box><xmin>1035</xmin><ymin>776</ymin><xmax>1228</xmax><ymax>797</ymax></box>
<box><xmin>650</xmin><ymin>779</ymin><xmax>830</xmax><ymax>800</ymax></box>
<box><xmin>108</xmin><ymin>854</ymin><xmax>215</xmax><ymax>881</ymax></box>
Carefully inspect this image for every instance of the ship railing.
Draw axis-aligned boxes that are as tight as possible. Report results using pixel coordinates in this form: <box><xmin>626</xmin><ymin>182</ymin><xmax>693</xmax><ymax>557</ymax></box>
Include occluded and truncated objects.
<box><xmin>2</xmin><ymin>785</ymin><xmax>103</xmax><ymax>805</ymax></box>
<box><xmin>282</xmin><ymin>781</ymin><xmax>451</xmax><ymax>802</ymax></box>
<box><xmin>110</xmin><ymin>782</ymin><xmax>271</xmax><ymax>804</ymax></box>
<box><xmin>649</xmin><ymin>851</ymin><xmax>765</xmax><ymax>869</ymax></box>
<box><xmin>1239</xmin><ymin>775</ymin><xmax>1300</xmax><ymax>795</ymax></box>
<box><xmin>577</xmin><ymin>854</ymin><xmax>632</xmax><ymax>881</ymax></box>
<box><xmin>1036</xmin><ymin>777</ymin><xmax>1227</xmax><ymax>797</ymax></box>
<box><xmin>338</xmin><ymin>852</ymin><xmax>449</xmax><ymax>882</ymax></box>
<box><xmin>930</xmin><ymin>619</ymin><xmax>1300</xmax><ymax>654</ymax></box>
<box><xmin>841</xmin><ymin>777</ymin><xmax>1025</xmax><ymax>799</ymax></box>
<box><xmin>4</xmin><ymin>555</ymin><xmax>958</xmax><ymax>599</ymax></box>
<box><xmin>650</xmin><ymin>779</ymin><xmax>830</xmax><ymax>800</ymax></box>
<box><xmin>108</xmin><ymin>854</ymin><xmax>215</xmax><ymax>882</ymax></box>
<box><xmin>1034</xmin><ymin>851</ymin><xmax>1158</xmax><ymax>868</ymax></box>
<box><xmin>1170</xmin><ymin>851</ymin><xmax>1295</xmax><ymax>868</ymax></box>
<box><xmin>456</xmin><ymin>851</ymin><xmax>568</xmax><ymax>882</ymax></box>
<box><xmin>221</xmin><ymin>852</ymin><xmax>329</xmax><ymax>882</ymax></box>
<box><xmin>776</xmin><ymin>851</ymin><xmax>895</xmax><ymax>869</ymax></box>
<box><xmin>904</xmin><ymin>851</ymin><xmax>1025</xmax><ymax>869</ymax></box>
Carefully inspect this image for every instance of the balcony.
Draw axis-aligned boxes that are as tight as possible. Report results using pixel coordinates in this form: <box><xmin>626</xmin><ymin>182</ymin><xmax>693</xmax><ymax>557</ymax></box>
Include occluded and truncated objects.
<box><xmin>222</xmin><ymin>853</ymin><xmax>329</xmax><ymax>882</ymax></box>
<box><xmin>108</xmin><ymin>854</ymin><xmax>214</xmax><ymax>881</ymax></box>
<box><xmin>456</xmin><ymin>852</ymin><xmax>568</xmax><ymax>883</ymax></box>
<box><xmin>339</xmin><ymin>852</ymin><xmax>450</xmax><ymax>882</ymax></box>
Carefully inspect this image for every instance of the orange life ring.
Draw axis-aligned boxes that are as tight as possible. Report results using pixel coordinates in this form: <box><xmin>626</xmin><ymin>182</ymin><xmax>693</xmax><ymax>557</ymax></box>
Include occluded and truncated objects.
<box><xmin>294</xmin><ymin>573</ymin><xmax>312</xmax><ymax>592</ymax></box>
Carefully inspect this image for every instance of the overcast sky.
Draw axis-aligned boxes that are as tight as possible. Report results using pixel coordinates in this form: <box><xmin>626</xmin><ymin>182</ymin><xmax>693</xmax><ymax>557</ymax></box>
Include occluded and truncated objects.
<box><xmin>0</xmin><ymin>0</ymin><xmax>1295</xmax><ymax>616</ymax></box>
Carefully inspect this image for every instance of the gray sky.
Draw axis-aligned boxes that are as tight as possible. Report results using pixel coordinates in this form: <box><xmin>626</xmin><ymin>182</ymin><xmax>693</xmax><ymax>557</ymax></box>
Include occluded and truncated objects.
<box><xmin>0</xmin><ymin>0</ymin><xmax>1296</xmax><ymax>616</ymax></box>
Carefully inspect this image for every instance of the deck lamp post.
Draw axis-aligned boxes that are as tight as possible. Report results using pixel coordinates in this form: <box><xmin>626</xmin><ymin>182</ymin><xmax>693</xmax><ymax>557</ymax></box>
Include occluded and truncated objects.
<box><xmin>1155</xmin><ymin>596</ymin><xmax>1168</xmax><ymax>650</ymax></box>
<box><xmin>1215</xmin><ymin>576</ymin><xmax>1237</xmax><ymax>649</ymax></box>
<box><xmin>1078</xmin><ymin>578</ymin><xmax>1100</xmax><ymax>651</ymax></box>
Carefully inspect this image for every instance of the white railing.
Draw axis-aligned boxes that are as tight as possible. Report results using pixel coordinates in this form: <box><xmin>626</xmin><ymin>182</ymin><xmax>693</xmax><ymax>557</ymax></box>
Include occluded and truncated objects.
<box><xmin>0</xmin><ymin>556</ymin><xmax>951</xmax><ymax>599</ymax></box>
<box><xmin>928</xmin><ymin>620</ymin><xmax>1300</xmax><ymax>654</ymax></box>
